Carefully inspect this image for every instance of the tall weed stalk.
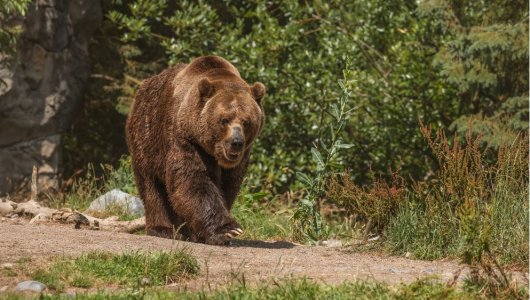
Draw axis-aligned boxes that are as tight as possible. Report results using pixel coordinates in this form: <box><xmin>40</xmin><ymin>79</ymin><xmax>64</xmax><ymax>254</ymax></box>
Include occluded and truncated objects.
<box><xmin>293</xmin><ymin>88</ymin><xmax>355</xmax><ymax>242</ymax></box>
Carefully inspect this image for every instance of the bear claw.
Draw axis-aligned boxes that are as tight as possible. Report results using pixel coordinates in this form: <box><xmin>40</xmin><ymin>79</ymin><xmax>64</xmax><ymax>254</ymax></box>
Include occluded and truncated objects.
<box><xmin>225</xmin><ymin>228</ymin><xmax>243</xmax><ymax>238</ymax></box>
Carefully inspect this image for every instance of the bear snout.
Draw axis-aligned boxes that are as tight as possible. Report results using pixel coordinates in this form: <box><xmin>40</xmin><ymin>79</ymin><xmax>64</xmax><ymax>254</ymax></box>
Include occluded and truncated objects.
<box><xmin>230</xmin><ymin>137</ymin><xmax>244</xmax><ymax>151</ymax></box>
<box><xmin>226</xmin><ymin>125</ymin><xmax>245</xmax><ymax>154</ymax></box>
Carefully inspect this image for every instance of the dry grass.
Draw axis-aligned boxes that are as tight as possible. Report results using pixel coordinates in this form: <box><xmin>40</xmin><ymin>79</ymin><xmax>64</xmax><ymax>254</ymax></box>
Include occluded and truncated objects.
<box><xmin>327</xmin><ymin>171</ymin><xmax>405</xmax><ymax>236</ymax></box>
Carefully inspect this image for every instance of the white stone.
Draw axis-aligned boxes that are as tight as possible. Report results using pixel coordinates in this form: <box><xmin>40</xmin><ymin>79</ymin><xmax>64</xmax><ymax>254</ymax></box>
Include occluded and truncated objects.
<box><xmin>88</xmin><ymin>189</ymin><xmax>144</xmax><ymax>217</ymax></box>
<box><xmin>321</xmin><ymin>239</ymin><xmax>342</xmax><ymax>248</ymax></box>
<box><xmin>0</xmin><ymin>202</ymin><xmax>14</xmax><ymax>216</ymax></box>
<box><xmin>15</xmin><ymin>280</ymin><xmax>47</xmax><ymax>292</ymax></box>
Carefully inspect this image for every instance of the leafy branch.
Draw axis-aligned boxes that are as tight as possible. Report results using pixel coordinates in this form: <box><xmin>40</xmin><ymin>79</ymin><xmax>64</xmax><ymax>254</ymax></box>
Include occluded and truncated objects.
<box><xmin>293</xmin><ymin>83</ymin><xmax>356</xmax><ymax>242</ymax></box>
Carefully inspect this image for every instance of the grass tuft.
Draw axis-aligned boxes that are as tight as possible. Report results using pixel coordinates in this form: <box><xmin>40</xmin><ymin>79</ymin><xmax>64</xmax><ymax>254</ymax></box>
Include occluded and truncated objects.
<box><xmin>31</xmin><ymin>250</ymin><xmax>199</xmax><ymax>292</ymax></box>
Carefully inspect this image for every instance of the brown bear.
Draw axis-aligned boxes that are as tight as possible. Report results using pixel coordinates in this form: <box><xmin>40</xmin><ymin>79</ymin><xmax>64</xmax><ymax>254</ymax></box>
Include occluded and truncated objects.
<box><xmin>125</xmin><ymin>56</ymin><xmax>265</xmax><ymax>245</ymax></box>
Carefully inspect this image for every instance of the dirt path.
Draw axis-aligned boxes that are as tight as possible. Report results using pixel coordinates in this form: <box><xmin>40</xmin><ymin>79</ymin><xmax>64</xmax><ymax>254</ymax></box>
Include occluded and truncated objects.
<box><xmin>0</xmin><ymin>221</ymin><xmax>515</xmax><ymax>291</ymax></box>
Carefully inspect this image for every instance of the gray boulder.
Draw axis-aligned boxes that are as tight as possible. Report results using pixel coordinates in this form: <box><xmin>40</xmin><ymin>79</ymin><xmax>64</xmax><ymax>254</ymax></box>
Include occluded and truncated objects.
<box><xmin>88</xmin><ymin>189</ymin><xmax>145</xmax><ymax>217</ymax></box>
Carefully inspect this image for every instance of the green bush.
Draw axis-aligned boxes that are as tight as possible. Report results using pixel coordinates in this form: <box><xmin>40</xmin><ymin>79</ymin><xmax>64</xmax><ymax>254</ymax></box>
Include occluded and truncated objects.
<box><xmin>419</xmin><ymin>0</ymin><xmax>529</xmax><ymax>148</ymax></box>
<box><xmin>102</xmin><ymin>0</ymin><xmax>465</xmax><ymax>194</ymax></box>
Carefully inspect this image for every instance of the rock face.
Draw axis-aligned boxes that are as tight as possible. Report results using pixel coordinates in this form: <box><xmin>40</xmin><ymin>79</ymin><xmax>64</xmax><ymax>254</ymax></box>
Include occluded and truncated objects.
<box><xmin>0</xmin><ymin>0</ymin><xmax>102</xmax><ymax>195</ymax></box>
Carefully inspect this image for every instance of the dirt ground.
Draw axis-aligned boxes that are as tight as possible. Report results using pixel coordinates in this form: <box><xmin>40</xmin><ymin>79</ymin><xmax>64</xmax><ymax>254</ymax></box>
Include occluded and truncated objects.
<box><xmin>0</xmin><ymin>220</ymin><xmax>525</xmax><ymax>292</ymax></box>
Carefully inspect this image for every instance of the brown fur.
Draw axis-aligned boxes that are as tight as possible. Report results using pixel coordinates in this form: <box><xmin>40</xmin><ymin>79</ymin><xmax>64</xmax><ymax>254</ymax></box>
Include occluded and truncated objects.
<box><xmin>126</xmin><ymin>56</ymin><xmax>265</xmax><ymax>245</ymax></box>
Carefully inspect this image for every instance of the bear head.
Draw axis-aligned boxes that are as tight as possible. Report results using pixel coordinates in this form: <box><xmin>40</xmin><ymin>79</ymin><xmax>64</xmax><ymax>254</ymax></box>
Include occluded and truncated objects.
<box><xmin>196</xmin><ymin>78</ymin><xmax>265</xmax><ymax>169</ymax></box>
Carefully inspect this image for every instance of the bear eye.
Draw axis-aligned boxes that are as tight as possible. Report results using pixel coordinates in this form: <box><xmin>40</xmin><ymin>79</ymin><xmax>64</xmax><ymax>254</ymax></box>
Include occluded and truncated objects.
<box><xmin>221</xmin><ymin>118</ymin><xmax>229</xmax><ymax>125</ymax></box>
<box><xmin>242</xmin><ymin>119</ymin><xmax>250</xmax><ymax>127</ymax></box>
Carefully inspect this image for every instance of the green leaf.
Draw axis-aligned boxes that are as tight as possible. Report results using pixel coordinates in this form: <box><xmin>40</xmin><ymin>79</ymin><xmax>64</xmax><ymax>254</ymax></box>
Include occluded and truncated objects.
<box><xmin>251</xmin><ymin>192</ymin><xmax>267</xmax><ymax>201</ymax></box>
<box><xmin>331</xmin><ymin>104</ymin><xmax>340</xmax><ymax>120</ymax></box>
<box><xmin>335</xmin><ymin>143</ymin><xmax>355</xmax><ymax>149</ymax></box>
<box><xmin>244</xmin><ymin>191</ymin><xmax>268</xmax><ymax>202</ymax></box>
<box><xmin>296</xmin><ymin>172</ymin><xmax>312</xmax><ymax>186</ymax></box>
<box><xmin>311</xmin><ymin>148</ymin><xmax>324</xmax><ymax>167</ymax></box>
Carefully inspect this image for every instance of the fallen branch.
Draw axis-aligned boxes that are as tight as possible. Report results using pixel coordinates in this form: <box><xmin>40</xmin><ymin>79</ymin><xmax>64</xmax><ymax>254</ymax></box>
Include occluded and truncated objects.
<box><xmin>10</xmin><ymin>199</ymin><xmax>146</xmax><ymax>234</ymax></box>
<box><xmin>1</xmin><ymin>166</ymin><xmax>145</xmax><ymax>233</ymax></box>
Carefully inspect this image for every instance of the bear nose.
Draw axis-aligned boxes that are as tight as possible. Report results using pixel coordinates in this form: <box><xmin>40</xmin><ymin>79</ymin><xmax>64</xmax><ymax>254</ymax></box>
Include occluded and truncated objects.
<box><xmin>231</xmin><ymin>137</ymin><xmax>244</xmax><ymax>151</ymax></box>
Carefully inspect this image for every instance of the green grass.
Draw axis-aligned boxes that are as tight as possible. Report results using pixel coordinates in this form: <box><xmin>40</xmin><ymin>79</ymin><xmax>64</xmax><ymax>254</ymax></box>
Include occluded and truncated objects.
<box><xmin>190</xmin><ymin>278</ymin><xmax>479</xmax><ymax>300</ymax></box>
<box><xmin>231</xmin><ymin>199</ymin><xmax>361</xmax><ymax>244</ymax></box>
<box><xmin>327</xmin><ymin>129</ymin><xmax>529</xmax><ymax>270</ymax></box>
<box><xmin>386</xmin><ymin>181</ymin><xmax>528</xmax><ymax>264</ymax></box>
<box><xmin>1</xmin><ymin>278</ymin><xmax>501</xmax><ymax>300</ymax></box>
<box><xmin>232</xmin><ymin>200</ymin><xmax>292</xmax><ymax>241</ymax></box>
<box><xmin>385</xmin><ymin>198</ymin><xmax>460</xmax><ymax>260</ymax></box>
<box><xmin>489</xmin><ymin>163</ymin><xmax>529</xmax><ymax>265</ymax></box>
<box><xmin>31</xmin><ymin>250</ymin><xmax>199</xmax><ymax>292</ymax></box>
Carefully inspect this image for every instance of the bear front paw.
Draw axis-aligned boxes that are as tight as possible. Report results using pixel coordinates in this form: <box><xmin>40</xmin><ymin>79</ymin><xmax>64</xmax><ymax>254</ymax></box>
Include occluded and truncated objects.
<box><xmin>224</xmin><ymin>227</ymin><xmax>243</xmax><ymax>238</ymax></box>
<box><xmin>205</xmin><ymin>225</ymin><xmax>243</xmax><ymax>246</ymax></box>
<box><xmin>222</xmin><ymin>219</ymin><xmax>243</xmax><ymax>239</ymax></box>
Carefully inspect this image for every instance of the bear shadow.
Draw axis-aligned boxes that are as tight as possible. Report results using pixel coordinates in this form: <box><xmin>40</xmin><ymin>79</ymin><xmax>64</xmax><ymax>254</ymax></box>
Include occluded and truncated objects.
<box><xmin>228</xmin><ymin>239</ymin><xmax>296</xmax><ymax>249</ymax></box>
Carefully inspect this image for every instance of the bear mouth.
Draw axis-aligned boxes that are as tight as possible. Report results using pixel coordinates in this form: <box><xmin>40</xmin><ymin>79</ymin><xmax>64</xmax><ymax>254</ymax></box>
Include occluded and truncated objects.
<box><xmin>222</xmin><ymin>148</ymin><xmax>241</xmax><ymax>162</ymax></box>
<box><xmin>227</xmin><ymin>153</ymin><xmax>239</xmax><ymax>161</ymax></box>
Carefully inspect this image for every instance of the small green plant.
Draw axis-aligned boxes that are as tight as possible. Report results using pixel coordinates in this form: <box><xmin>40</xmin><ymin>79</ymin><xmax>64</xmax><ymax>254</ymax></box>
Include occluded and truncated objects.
<box><xmin>383</xmin><ymin>125</ymin><xmax>528</xmax><ymax>298</ymax></box>
<box><xmin>32</xmin><ymin>267</ymin><xmax>67</xmax><ymax>292</ymax></box>
<box><xmin>104</xmin><ymin>155</ymin><xmax>137</xmax><ymax>195</ymax></box>
<box><xmin>293</xmin><ymin>88</ymin><xmax>355</xmax><ymax>242</ymax></box>
<box><xmin>31</xmin><ymin>250</ymin><xmax>199</xmax><ymax>292</ymax></box>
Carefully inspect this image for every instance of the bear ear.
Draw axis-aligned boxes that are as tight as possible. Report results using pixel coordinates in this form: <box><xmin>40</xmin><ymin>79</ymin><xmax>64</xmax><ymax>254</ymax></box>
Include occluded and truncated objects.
<box><xmin>198</xmin><ymin>78</ymin><xmax>215</xmax><ymax>99</ymax></box>
<box><xmin>251</xmin><ymin>82</ymin><xmax>266</xmax><ymax>103</ymax></box>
